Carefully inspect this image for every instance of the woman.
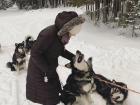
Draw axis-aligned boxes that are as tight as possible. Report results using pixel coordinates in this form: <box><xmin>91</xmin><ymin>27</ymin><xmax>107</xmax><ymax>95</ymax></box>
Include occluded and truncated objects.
<box><xmin>26</xmin><ymin>11</ymin><xmax>85</xmax><ymax>105</ymax></box>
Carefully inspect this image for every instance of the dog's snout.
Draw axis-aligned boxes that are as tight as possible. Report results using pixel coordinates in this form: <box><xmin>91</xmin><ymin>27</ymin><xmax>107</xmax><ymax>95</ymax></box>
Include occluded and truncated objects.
<box><xmin>76</xmin><ymin>50</ymin><xmax>81</xmax><ymax>55</ymax></box>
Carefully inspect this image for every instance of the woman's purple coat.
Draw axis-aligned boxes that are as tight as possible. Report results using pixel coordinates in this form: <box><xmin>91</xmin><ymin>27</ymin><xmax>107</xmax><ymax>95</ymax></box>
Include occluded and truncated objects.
<box><xmin>26</xmin><ymin>11</ymin><xmax>85</xmax><ymax>105</ymax></box>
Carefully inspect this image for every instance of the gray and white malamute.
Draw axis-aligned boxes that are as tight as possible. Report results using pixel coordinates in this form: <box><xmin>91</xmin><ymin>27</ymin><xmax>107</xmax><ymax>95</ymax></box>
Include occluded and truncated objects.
<box><xmin>60</xmin><ymin>50</ymin><xmax>96</xmax><ymax>105</ymax></box>
<box><xmin>7</xmin><ymin>41</ymin><xmax>26</xmax><ymax>72</ymax></box>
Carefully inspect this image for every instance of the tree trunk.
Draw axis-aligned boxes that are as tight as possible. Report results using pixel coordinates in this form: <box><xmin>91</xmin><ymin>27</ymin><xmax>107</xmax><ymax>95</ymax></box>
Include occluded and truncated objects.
<box><xmin>113</xmin><ymin>0</ymin><xmax>121</xmax><ymax>18</ymax></box>
<box><xmin>102</xmin><ymin>0</ymin><xmax>108</xmax><ymax>23</ymax></box>
<box><xmin>95</xmin><ymin>0</ymin><xmax>100</xmax><ymax>21</ymax></box>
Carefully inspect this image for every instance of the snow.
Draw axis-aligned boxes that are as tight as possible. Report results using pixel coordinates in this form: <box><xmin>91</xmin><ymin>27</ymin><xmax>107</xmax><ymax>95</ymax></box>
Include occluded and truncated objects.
<box><xmin>0</xmin><ymin>6</ymin><xmax>140</xmax><ymax>105</ymax></box>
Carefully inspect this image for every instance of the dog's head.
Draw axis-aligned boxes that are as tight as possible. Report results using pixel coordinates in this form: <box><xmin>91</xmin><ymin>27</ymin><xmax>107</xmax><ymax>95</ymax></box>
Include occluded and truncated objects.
<box><xmin>110</xmin><ymin>80</ymin><xmax>128</xmax><ymax>104</ymax></box>
<box><xmin>15</xmin><ymin>41</ymin><xmax>25</xmax><ymax>54</ymax></box>
<box><xmin>65</xmin><ymin>50</ymin><xmax>93</xmax><ymax>72</ymax></box>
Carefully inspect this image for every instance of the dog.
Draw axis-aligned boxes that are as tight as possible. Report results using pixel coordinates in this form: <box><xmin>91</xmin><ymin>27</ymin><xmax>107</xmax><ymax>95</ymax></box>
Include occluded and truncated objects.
<box><xmin>60</xmin><ymin>50</ymin><xmax>96</xmax><ymax>105</ymax></box>
<box><xmin>7</xmin><ymin>41</ymin><xmax>26</xmax><ymax>72</ymax></box>
<box><xmin>24</xmin><ymin>35</ymin><xmax>36</xmax><ymax>54</ymax></box>
<box><xmin>91</xmin><ymin>67</ymin><xmax>128</xmax><ymax>104</ymax></box>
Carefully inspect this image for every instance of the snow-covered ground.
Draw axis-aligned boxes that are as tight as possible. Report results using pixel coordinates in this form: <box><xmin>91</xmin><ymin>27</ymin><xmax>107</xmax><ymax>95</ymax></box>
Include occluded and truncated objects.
<box><xmin>0</xmin><ymin>6</ymin><xmax>140</xmax><ymax>105</ymax></box>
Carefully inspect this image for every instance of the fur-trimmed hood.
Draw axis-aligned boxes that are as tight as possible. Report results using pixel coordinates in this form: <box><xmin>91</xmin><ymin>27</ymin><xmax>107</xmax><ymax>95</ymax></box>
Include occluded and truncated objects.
<box><xmin>55</xmin><ymin>11</ymin><xmax>85</xmax><ymax>36</ymax></box>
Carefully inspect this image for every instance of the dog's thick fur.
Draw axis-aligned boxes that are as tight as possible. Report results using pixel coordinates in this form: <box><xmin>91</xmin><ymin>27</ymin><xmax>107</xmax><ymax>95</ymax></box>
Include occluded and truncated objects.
<box><xmin>7</xmin><ymin>41</ymin><xmax>26</xmax><ymax>71</ymax></box>
<box><xmin>24</xmin><ymin>36</ymin><xmax>36</xmax><ymax>53</ymax></box>
<box><xmin>60</xmin><ymin>50</ymin><xmax>96</xmax><ymax>105</ymax></box>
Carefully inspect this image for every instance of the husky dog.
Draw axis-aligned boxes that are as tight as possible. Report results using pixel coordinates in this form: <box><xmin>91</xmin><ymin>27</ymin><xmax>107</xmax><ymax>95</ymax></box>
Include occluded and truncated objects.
<box><xmin>7</xmin><ymin>41</ymin><xmax>26</xmax><ymax>72</ymax></box>
<box><xmin>24</xmin><ymin>36</ymin><xmax>36</xmax><ymax>53</ymax></box>
<box><xmin>93</xmin><ymin>72</ymin><xmax>128</xmax><ymax>105</ymax></box>
<box><xmin>60</xmin><ymin>50</ymin><xmax>96</xmax><ymax>105</ymax></box>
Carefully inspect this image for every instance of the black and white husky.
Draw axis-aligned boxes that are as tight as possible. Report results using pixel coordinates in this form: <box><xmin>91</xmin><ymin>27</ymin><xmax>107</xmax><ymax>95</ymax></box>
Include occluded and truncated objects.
<box><xmin>60</xmin><ymin>50</ymin><xmax>96</xmax><ymax>105</ymax></box>
<box><xmin>90</xmin><ymin>67</ymin><xmax>128</xmax><ymax>105</ymax></box>
<box><xmin>7</xmin><ymin>41</ymin><xmax>26</xmax><ymax>72</ymax></box>
<box><xmin>24</xmin><ymin>36</ymin><xmax>36</xmax><ymax>53</ymax></box>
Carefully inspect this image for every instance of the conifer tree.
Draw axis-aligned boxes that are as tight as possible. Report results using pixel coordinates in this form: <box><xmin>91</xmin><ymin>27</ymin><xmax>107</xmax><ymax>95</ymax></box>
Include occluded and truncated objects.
<box><xmin>0</xmin><ymin>0</ymin><xmax>14</xmax><ymax>10</ymax></box>
<box><xmin>119</xmin><ymin>0</ymin><xmax>140</xmax><ymax>36</ymax></box>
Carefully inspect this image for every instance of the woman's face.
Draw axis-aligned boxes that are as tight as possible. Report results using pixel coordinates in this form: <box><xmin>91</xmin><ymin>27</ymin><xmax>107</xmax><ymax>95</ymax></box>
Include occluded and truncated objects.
<box><xmin>69</xmin><ymin>24</ymin><xmax>82</xmax><ymax>36</ymax></box>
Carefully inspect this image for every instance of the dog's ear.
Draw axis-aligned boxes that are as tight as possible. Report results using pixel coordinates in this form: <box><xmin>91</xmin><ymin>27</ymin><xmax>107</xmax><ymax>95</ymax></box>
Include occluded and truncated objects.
<box><xmin>15</xmin><ymin>43</ymin><xmax>18</xmax><ymax>47</ymax></box>
<box><xmin>87</xmin><ymin>57</ymin><xmax>92</xmax><ymax>67</ymax></box>
<box><xmin>112</xmin><ymin>79</ymin><xmax>116</xmax><ymax>83</ymax></box>
<box><xmin>22</xmin><ymin>41</ymin><xmax>24</xmax><ymax>44</ymax></box>
<box><xmin>65</xmin><ymin>62</ymin><xmax>72</xmax><ymax>69</ymax></box>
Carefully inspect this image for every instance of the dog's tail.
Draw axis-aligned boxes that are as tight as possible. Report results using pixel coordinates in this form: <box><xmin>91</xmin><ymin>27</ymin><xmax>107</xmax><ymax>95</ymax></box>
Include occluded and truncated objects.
<box><xmin>6</xmin><ymin>62</ymin><xmax>16</xmax><ymax>71</ymax></box>
<box><xmin>25</xmin><ymin>35</ymin><xmax>34</xmax><ymax>42</ymax></box>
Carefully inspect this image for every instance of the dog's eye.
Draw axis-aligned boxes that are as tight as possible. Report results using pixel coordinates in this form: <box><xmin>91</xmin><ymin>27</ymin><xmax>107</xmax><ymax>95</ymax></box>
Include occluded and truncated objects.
<box><xmin>115</xmin><ymin>88</ymin><xmax>117</xmax><ymax>92</ymax></box>
<box><xmin>114</xmin><ymin>88</ymin><xmax>120</xmax><ymax>93</ymax></box>
<box><xmin>117</xmin><ymin>89</ymin><xmax>120</xmax><ymax>93</ymax></box>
